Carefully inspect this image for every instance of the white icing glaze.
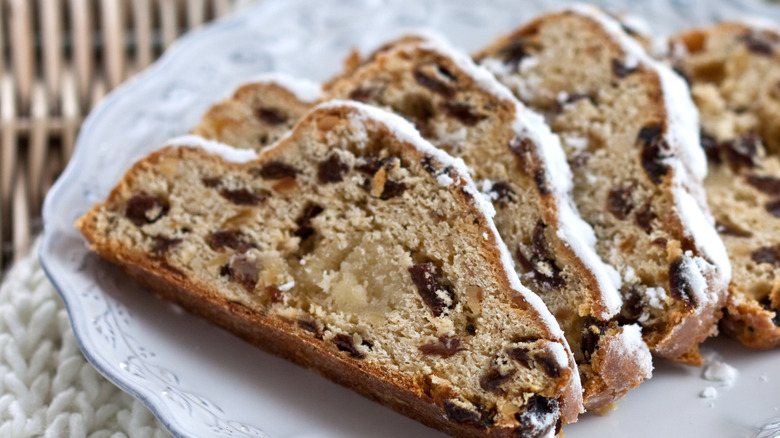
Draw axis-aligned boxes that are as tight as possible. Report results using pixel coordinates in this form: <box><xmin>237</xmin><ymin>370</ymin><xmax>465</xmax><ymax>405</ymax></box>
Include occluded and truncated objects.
<box><xmin>164</xmin><ymin>135</ymin><xmax>259</xmax><ymax>163</ymax></box>
<box><xmin>239</xmin><ymin>72</ymin><xmax>322</xmax><ymax>103</ymax></box>
<box><xmin>614</xmin><ymin>324</ymin><xmax>654</xmax><ymax>379</ymax></box>
<box><xmin>673</xmin><ymin>187</ymin><xmax>732</xmax><ymax>284</ymax></box>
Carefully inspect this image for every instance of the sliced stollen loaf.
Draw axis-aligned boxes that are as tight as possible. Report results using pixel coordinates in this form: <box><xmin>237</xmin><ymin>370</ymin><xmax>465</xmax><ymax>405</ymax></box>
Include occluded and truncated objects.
<box><xmin>321</xmin><ymin>35</ymin><xmax>650</xmax><ymax>413</ymax></box>
<box><xmin>669</xmin><ymin>22</ymin><xmax>780</xmax><ymax>348</ymax></box>
<box><xmin>76</xmin><ymin>101</ymin><xmax>583</xmax><ymax>437</ymax></box>
<box><xmin>192</xmin><ymin>73</ymin><xmax>321</xmax><ymax>150</ymax></box>
<box><xmin>475</xmin><ymin>6</ymin><xmax>731</xmax><ymax>365</ymax></box>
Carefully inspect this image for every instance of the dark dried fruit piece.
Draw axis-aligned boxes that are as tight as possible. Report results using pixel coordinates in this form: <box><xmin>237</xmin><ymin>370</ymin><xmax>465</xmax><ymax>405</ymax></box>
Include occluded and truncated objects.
<box><xmin>125</xmin><ymin>192</ymin><xmax>169</xmax><ymax>226</ymax></box>
<box><xmin>317</xmin><ymin>154</ymin><xmax>349</xmax><ymax>183</ymax></box>
<box><xmin>297</xmin><ymin>319</ymin><xmax>324</xmax><ymax>338</ymax></box>
<box><xmin>409</xmin><ymin>262</ymin><xmax>454</xmax><ymax>317</ymax></box>
<box><xmin>380</xmin><ymin>180</ymin><xmax>407</xmax><ymax>200</ymax></box>
<box><xmin>264</xmin><ymin>285</ymin><xmax>285</xmax><ymax>303</ymax></box>
<box><xmin>207</xmin><ymin>230</ymin><xmax>256</xmax><ymax>253</ymax></box>
<box><xmin>413</xmin><ymin>67</ymin><xmax>455</xmax><ymax>98</ymax></box>
<box><xmin>498</xmin><ymin>38</ymin><xmax>528</xmax><ymax>69</ymax></box>
<box><xmin>332</xmin><ymin>333</ymin><xmax>363</xmax><ymax>359</ymax></box>
<box><xmin>740</xmin><ymin>33</ymin><xmax>775</xmax><ymax>56</ymax></box>
<box><xmin>607</xmin><ymin>184</ymin><xmax>635</xmax><ymax>220</ymax></box>
<box><xmin>255</xmin><ymin>107</ymin><xmax>287</xmax><ymax>125</ymax></box>
<box><xmin>635</xmin><ymin>201</ymin><xmax>655</xmax><ymax>234</ymax></box>
<box><xmin>514</xmin><ymin>396</ymin><xmax>560</xmax><ymax>438</ymax></box>
<box><xmin>294</xmin><ymin>203</ymin><xmax>325</xmax><ymax>240</ymax></box>
<box><xmin>752</xmin><ymin>245</ymin><xmax>780</xmax><ymax>266</ymax></box>
<box><xmin>620</xmin><ymin>284</ymin><xmax>644</xmax><ymax>324</ymax></box>
<box><xmin>479</xmin><ymin>361</ymin><xmax>516</xmax><ymax>395</ymax></box>
<box><xmin>669</xmin><ymin>257</ymin><xmax>696</xmax><ymax>306</ymax></box>
<box><xmin>715</xmin><ymin>221</ymin><xmax>753</xmax><ymax>238</ymax></box>
<box><xmin>219</xmin><ymin>188</ymin><xmax>269</xmax><ymax>206</ymax></box>
<box><xmin>746</xmin><ymin>175</ymin><xmax>780</xmax><ymax>195</ymax></box>
<box><xmin>759</xmin><ymin>297</ymin><xmax>780</xmax><ymax>326</ymax></box>
<box><xmin>349</xmin><ymin>86</ymin><xmax>383</xmax><ymax>103</ymax></box>
<box><xmin>440</xmin><ymin>102</ymin><xmax>486</xmax><ymax>126</ymax></box>
<box><xmin>356</xmin><ymin>155</ymin><xmax>394</xmax><ymax>176</ymax></box>
<box><xmin>151</xmin><ymin>235</ymin><xmax>182</xmax><ymax>257</ymax></box>
<box><xmin>701</xmin><ymin>131</ymin><xmax>721</xmax><ymax>164</ymax></box>
<box><xmin>442</xmin><ymin>400</ymin><xmax>495</xmax><ymax>430</ymax></box>
<box><xmin>253</xmin><ymin>161</ymin><xmax>298</xmax><ymax>180</ymax></box>
<box><xmin>421</xmin><ymin>155</ymin><xmax>437</xmax><ymax>175</ymax></box>
<box><xmin>637</xmin><ymin>123</ymin><xmax>670</xmax><ymax>185</ymax></box>
<box><xmin>611</xmin><ymin>58</ymin><xmax>636</xmax><ymax>78</ymax></box>
<box><xmin>509</xmin><ymin>136</ymin><xmax>534</xmax><ymax>172</ymax></box>
<box><xmin>419</xmin><ymin>336</ymin><xmax>467</xmax><ymax>357</ymax></box>
<box><xmin>721</xmin><ymin>134</ymin><xmax>760</xmax><ymax>171</ymax></box>
<box><xmin>490</xmin><ymin>181</ymin><xmax>516</xmax><ymax>207</ymax></box>
<box><xmin>568</xmin><ymin>152</ymin><xmax>591</xmax><ymax>169</ymax></box>
<box><xmin>535</xmin><ymin>354</ymin><xmax>561</xmax><ymax>379</ymax></box>
<box><xmin>201</xmin><ymin>176</ymin><xmax>222</xmax><ymax>188</ymax></box>
<box><xmin>221</xmin><ymin>254</ymin><xmax>260</xmax><ymax>292</ymax></box>
<box><xmin>506</xmin><ymin>346</ymin><xmax>533</xmax><ymax>369</ymax></box>
<box><xmin>580</xmin><ymin>317</ymin><xmax>608</xmax><ymax>362</ymax></box>
<box><xmin>766</xmin><ymin>200</ymin><xmax>780</xmax><ymax>218</ymax></box>
<box><xmin>531</xmin><ymin>222</ymin><xmax>565</xmax><ymax>290</ymax></box>
<box><xmin>533</xmin><ymin>169</ymin><xmax>550</xmax><ymax>195</ymax></box>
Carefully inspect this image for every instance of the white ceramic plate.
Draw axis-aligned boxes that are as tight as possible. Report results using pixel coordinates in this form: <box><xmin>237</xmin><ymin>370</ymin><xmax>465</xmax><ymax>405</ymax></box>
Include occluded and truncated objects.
<box><xmin>40</xmin><ymin>1</ymin><xmax>780</xmax><ymax>437</ymax></box>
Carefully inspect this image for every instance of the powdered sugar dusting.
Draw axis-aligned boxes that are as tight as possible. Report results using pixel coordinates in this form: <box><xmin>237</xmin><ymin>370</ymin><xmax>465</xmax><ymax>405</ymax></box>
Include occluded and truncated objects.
<box><xmin>615</xmin><ymin>324</ymin><xmax>654</xmax><ymax>378</ymax></box>
<box><xmin>239</xmin><ymin>72</ymin><xmax>322</xmax><ymax>103</ymax></box>
<box><xmin>702</xmin><ymin>359</ymin><xmax>739</xmax><ymax>387</ymax></box>
<box><xmin>165</xmin><ymin>135</ymin><xmax>259</xmax><ymax>163</ymax></box>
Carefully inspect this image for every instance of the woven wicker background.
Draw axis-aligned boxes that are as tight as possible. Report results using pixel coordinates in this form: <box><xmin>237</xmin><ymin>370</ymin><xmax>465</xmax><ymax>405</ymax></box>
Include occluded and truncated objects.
<box><xmin>0</xmin><ymin>0</ymin><xmax>242</xmax><ymax>271</ymax></box>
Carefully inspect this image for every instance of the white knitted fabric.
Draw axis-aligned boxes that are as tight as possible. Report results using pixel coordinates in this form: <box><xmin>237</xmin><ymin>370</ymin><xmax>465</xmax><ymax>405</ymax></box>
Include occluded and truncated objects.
<box><xmin>0</xmin><ymin>245</ymin><xmax>170</xmax><ymax>438</ymax></box>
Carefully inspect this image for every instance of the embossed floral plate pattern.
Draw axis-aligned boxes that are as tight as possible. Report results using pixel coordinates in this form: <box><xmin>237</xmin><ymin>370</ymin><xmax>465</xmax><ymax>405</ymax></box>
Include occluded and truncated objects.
<box><xmin>40</xmin><ymin>0</ymin><xmax>780</xmax><ymax>437</ymax></box>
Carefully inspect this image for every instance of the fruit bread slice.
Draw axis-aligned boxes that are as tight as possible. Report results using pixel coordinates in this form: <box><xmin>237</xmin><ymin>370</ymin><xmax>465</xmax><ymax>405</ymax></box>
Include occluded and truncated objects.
<box><xmin>76</xmin><ymin>101</ymin><xmax>583</xmax><ymax>437</ymax></box>
<box><xmin>668</xmin><ymin>22</ymin><xmax>780</xmax><ymax>348</ymax></box>
<box><xmin>192</xmin><ymin>73</ymin><xmax>321</xmax><ymax>150</ymax></box>
<box><xmin>474</xmin><ymin>6</ymin><xmax>732</xmax><ymax>365</ymax></box>
<box><xmin>322</xmin><ymin>35</ymin><xmax>651</xmax><ymax>413</ymax></box>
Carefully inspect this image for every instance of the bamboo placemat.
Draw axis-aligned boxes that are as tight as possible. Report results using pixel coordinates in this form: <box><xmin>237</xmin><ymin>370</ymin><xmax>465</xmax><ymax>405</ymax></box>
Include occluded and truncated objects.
<box><xmin>0</xmin><ymin>0</ymin><xmax>239</xmax><ymax>271</ymax></box>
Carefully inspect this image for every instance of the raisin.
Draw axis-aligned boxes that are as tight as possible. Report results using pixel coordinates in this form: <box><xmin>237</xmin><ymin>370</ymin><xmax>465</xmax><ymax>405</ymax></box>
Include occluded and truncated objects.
<box><xmin>443</xmin><ymin>400</ymin><xmax>481</xmax><ymax>425</ymax></box>
<box><xmin>413</xmin><ymin>67</ymin><xmax>455</xmax><ymax>98</ymax></box>
<box><xmin>752</xmin><ymin>245</ymin><xmax>780</xmax><ymax>266</ymax></box>
<box><xmin>297</xmin><ymin>319</ymin><xmax>323</xmax><ymax>338</ymax></box>
<box><xmin>621</xmin><ymin>284</ymin><xmax>644</xmax><ymax>323</ymax></box>
<box><xmin>638</xmin><ymin>123</ymin><xmax>664</xmax><ymax>147</ymax></box>
<box><xmin>580</xmin><ymin>317</ymin><xmax>608</xmax><ymax>362</ymax></box>
<box><xmin>568</xmin><ymin>152</ymin><xmax>591</xmax><ymax>169</ymax></box>
<box><xmin>349</xmin><ymin>86</ymin><xmax>383</xmax><ymax>103</ymax></box>
<box><xmin>611</xmin><ymin>58</ymin><xmax>636</xmax><ymax>78</ymax></box>
<box><xmin>356</xmin><ymin>155</ymin><xmax>394</xmax><ymax>176</ymax></box>
<box><xmin>253</xmin><ymin>161</ymin><xmax>298</xmax><ymax>180</ymax></box>
<box><xmin>514</xmin><ymin>396</ymin><xmax>560</xmax><ymax>438</ymax></box>
<box><xmin>294</xmin><ymin>203</ymin><xmax>324</xmax><ymax>240</ymax></box>
<box><xmin>509</xmin><ymin>136</ymin><xmax>534</xmax><ymax>172</ymax></box>
<box><xmin>506</xmin><ymin>346</ymin><xmax>533</xmax><ymax>369</ymax></box>
<box><xmin>439</xmin><ymin>102</ymin><xmax>486</xmax><ymax>126</ymax></box>
<box><xmin>669</xmin><ymin>257</ymin><xmax>695</xmax><ymax>306</ymax></box>
<box><xmin>255</xmin><ymin>107</ymin><xmax>287</xmax><ymax>125</ymax></box>
<box><xmin>219</xmin><ymin>188</ymin><xmax>269</xmax><ymax>206</ymax></box>
<box><xmin>715</xmin><ymin>221</ymin><xmax>753</xmax><ymax>238</ymax></box>
<box><xmin>721</xmin><ymin>134</ymin><xmax>760</xmax><ymax>171</ymax></box>
<box><xmin>201</xmin><ymin>176</ymin><xmax>222</xmax><ymax>188</ymax></box>
<box><xmin>421</xmin><ymin>155</ymin><xmax>437</xmax><ymax>175</ymax></box>
<box><xmin>535</xmin><ymin>354</ymin><xmax>560</xmax><ymax>378</ymax></box>
<box><xmin>607</xmin><ymin>184</ymin><xmax>635</xmax><ymax>220</ymax></box>
<box><xmin>491</xmin><ymin>181</ymin><xmax>516</xmax><ymax>207</ymax></box>
<box><xmin>380</xmin><ymin>180</ymin><xmax>407</xmax><ymax>200</ymax></box>
<box><xmin>465</xmin><ymin>323</ymin><xmax>477</xmax><ymax>336</ymax></box>
<box><xmin>125</xmin><ymin>192</ymin><xmax>169</xmax><ymax>226</ymax></box>
<box><xmin>207</xmin><ymin>230</ymin><xmax>255</xmax><ymax>253</ymax></box>
<box><xmin>408</xmin><ymin>262</ymin><xmax>454</xmax><ymax>317</ymax></box>
<box><xmin>635</xmin><ymin>201</ymin><xmax>655</xmax><ymax>233</ymax></box>
<box><xmin>766</xmin><ymin>200</ymin><xmax>780</xmax><ymax>218</ymax></box>
<box><xmin>533</xmin><ymin>169</ymin><xmax>550</xmax><ymax>195</ymax></box>
<box><xmin>222</xmin><ymin>254</ymin><xmax>259</xmax><ymax>292</ymax></box>
<box><xmin>151</xmin><ymin>235</ymin><xmax>182</xmax><ymax>257</ymax></box>
<box><xmin>479</xmin><ymin>363</ymin><xmax>516</xmax><ymax>395</ymax></box>
<box><xmin>740</xmin><ymin>33</ymin><xmax>774</xmax><ymax>56</ymax></box>
<box><xmin>498</xmin><ymin>38</ymin><xmax>528</xmax><ymax>68</ymax></box>
<box><xmin>264</xmin><ymin>285</ymin><xmax>284</xmax><ymax>303</ymax></box>
<box><xmin>531</xmin><ymin>222</ymin><xmax>565</xmax><ymax>290</ymax></box>
<box><xmin>701</xmin><ymin>131</ymin><xmax>721</xmax><ymax>164</ymax></box>
<box><xmin>759</xmin><ymin>297</ymin><xmax>780</xmax><ymax>326</ymax></box>
<box><xmin>746</xmin><ymin>175</ymin><xmax>780</xmax><ymax>195</ymax></box>
<box><xmin>332</xmin><ymin>333</ymin><xmax>363</xmax><ymax>358</ymax></box>
<box><xmin>317</xmin><ymin>154</ymin><xmax>349</xmax><ymax>183</ymax></box>
<box><xmin>637</xmin><ymin>123</ymin><xmax>670</xmax><ymax>184</ymax></box>
<box><xmin>419</xmin><ymin>336</ymin><xmax>467</xmax><ymax>357</ymax></box>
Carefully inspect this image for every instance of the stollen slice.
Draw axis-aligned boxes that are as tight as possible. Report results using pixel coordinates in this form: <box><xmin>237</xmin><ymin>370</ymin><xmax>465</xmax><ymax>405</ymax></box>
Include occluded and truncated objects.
<box><xmin>475</xmin><ymin>6</ymin><xmax>731</xmax><ymax>365</ymax></box>
<box><xmin>669</xmin><ymin>22</ymin><xmax>780</xmax><ymax>348</ymax></box>
<box><xmin>77</xmin><ymin>101</ymin><xmax>582</xmax><ymax>437</ymax></box>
